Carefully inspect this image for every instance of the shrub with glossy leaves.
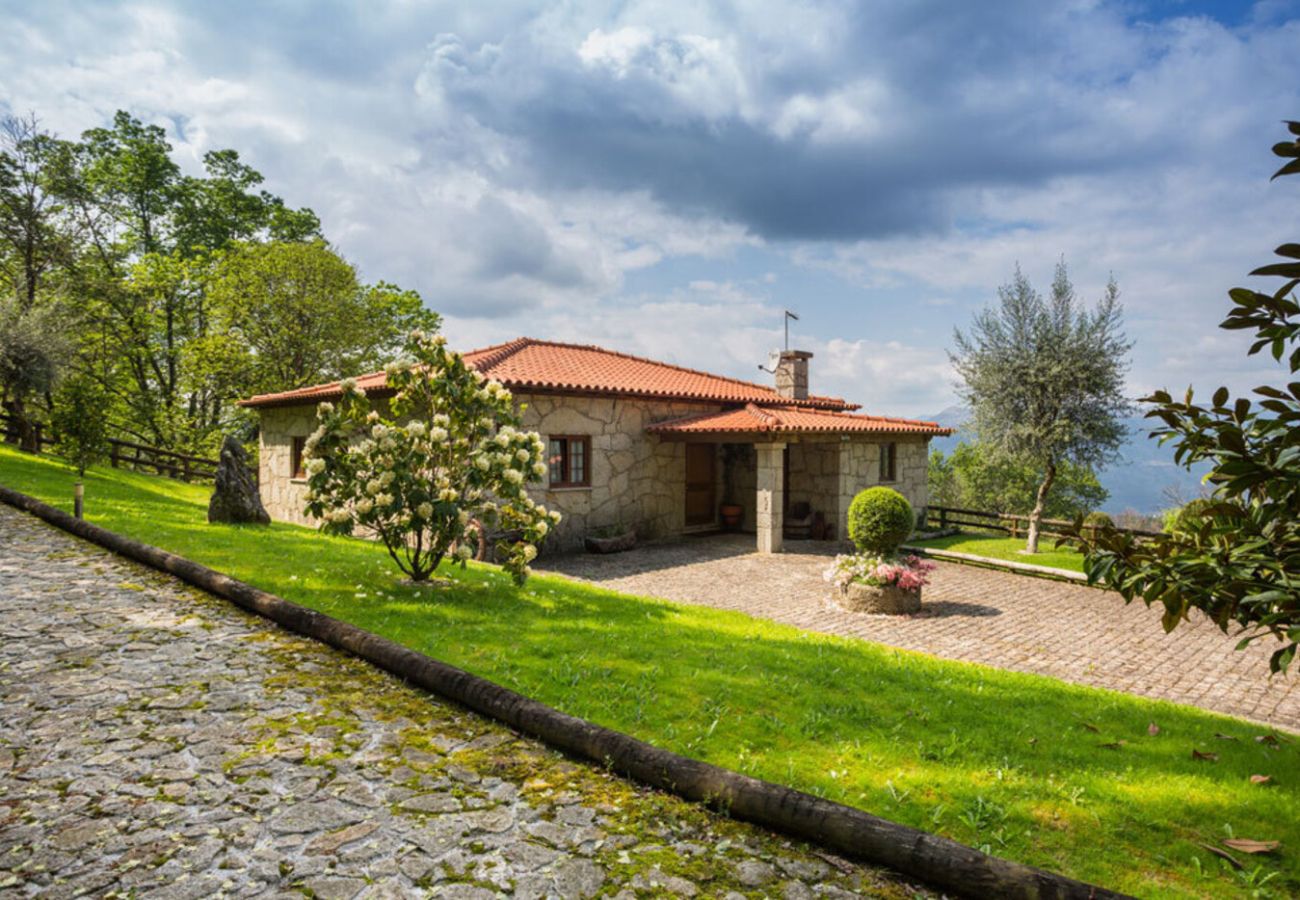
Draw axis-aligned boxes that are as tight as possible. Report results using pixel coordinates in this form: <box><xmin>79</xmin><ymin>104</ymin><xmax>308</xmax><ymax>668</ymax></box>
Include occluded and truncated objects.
<box><xmin>303</xmin><ymin>329</ymin><xmax>558</xmax><ymax>585</ymax></box>
<box><xmin>847</xmin><ymin>487</ymin><xmax>914</xmax><ymax>555</ymax></box>
<box><xmin>1077</xmin><ymin>123</ymin><xmax>1300</xmax><ymax>673</ymax></box>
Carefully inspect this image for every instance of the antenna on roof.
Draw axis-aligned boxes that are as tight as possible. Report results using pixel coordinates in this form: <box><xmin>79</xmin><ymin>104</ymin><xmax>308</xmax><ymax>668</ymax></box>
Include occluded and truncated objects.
<box><xmin>758</xmin><ymin>309</ymin><xmax>799</xmax><ymax>373</ymax></box>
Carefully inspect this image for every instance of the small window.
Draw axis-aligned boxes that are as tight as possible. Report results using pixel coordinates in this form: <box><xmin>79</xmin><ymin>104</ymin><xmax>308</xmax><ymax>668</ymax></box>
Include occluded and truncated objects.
<box><xmin>548</xmin><ymin>435</ymin><xmax>591</xmax><ymax>487</ymax></box>
<box><xmin>879</xmin><ymin>442</ymin><xmax>897</xmax><ymax>483</ymax></box>
<box><xmin>291</xmin><ymin>436</ymin><xmax>307</xmax><ymax>479</ymax></box>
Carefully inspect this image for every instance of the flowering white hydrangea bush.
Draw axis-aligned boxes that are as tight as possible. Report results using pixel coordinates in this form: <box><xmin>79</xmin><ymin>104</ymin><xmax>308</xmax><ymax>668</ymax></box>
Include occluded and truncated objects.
<box><xmin>303</xmin><ymin>329</ymin><xmax>559</xmax><ymax>585</ymax></box>
<box><xmin>823</xmin><ymin>553</ymin><xmax>936</xmax><ymax>593</ymax></box>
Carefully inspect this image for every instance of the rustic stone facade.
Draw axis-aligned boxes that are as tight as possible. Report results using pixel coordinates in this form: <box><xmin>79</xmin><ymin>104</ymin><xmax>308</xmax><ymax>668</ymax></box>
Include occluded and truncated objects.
<box><xmin>257</xmin><ymin>404</ymin><xmax>319</xmax><ymax>528</ymax></box>
<box><xmin>515</xmin><ymin>394</ymin><xmax>722</xmax><ymax>552</ymax></box>
<box><xmin>256</xmin><ymin>394</ymin><xmax>931</xmax><ymax>554</ymax></box>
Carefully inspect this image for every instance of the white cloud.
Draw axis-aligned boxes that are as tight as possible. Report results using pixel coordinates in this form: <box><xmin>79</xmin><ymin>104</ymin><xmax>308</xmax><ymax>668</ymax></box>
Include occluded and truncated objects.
<box><xmin>1</xmin><ymin>0</ymin><xmax>1297</xmax><ymax>421</ymax></box>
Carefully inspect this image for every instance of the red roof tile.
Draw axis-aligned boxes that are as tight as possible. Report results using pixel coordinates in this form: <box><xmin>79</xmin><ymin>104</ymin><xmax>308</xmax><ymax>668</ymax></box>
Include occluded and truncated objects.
<box><xmin>645</xmin><ymin>403</ymin><xmax>952</xmax><ymax>437</ymax></box>
<box><xmin>241</xmin><ymin>337</ymin><xmax>857</xmax><ymax>410</ymax></box>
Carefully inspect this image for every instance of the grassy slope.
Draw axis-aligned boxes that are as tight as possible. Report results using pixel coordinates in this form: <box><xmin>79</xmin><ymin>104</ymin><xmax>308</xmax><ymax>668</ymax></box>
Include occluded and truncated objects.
<box><xmin>911</xmin><ymin>532</ymin><xmax>1087</xmax><ymax>574</ymax></box>
<box><xmin>2</xmin><ymin>444</ymin><xmax>1296</xmax><ymax>899</ymax></box>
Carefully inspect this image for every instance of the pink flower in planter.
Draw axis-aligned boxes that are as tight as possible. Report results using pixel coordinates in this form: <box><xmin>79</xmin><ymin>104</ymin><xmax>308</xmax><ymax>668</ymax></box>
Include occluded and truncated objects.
<box><xmin>824</xmin><ymin>552</ymin><xmax>936</xmax><ymax>593</ymax></box>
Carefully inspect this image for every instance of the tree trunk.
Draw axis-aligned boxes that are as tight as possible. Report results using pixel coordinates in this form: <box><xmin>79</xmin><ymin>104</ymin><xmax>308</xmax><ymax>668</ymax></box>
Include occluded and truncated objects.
<box><xmin>9</xmin><ymin>395</ymin><xmax>36</xmax><ymax>453</ymax></box>
<box><xmin>1026</xmin><ymin>459</ymin><xmax>1056</xmax><ymax>554</ymax></box>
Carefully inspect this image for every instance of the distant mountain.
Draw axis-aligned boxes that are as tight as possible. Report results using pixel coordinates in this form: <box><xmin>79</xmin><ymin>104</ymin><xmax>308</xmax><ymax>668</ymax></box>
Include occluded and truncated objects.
<box><xmin>926</xmin><ymin>407</ymin><xmax>1210</xmax><ymax>515</ymax></box>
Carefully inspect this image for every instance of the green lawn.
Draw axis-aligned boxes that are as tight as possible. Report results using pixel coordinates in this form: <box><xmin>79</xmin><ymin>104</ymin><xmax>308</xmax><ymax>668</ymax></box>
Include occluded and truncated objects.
<box><xmin>2</xmin><ymin>444</ymin><xmax>1297</xmax><ymax>899</ymax></box>
<box><xmin>911</xmin><ymin>531</ymin><xmax>1087</xmax><ymax>574</ymax></box>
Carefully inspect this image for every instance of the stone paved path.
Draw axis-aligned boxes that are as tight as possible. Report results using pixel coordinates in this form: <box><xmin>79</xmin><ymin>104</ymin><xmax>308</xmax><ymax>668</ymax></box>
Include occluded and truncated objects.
<box><xmin>540</xmin><ymin>535</ymin><xmax>1299</xmax><ymax>732</ymax></box>
<box><xmin>0</xmin><ymin>506</ymin><xmax>927</xmax><ymax>899</ymax></box>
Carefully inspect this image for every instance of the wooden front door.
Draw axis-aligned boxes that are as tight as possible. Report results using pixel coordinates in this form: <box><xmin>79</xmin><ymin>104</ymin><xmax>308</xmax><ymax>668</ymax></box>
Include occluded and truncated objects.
<box><xmin>684</xmin><ymin>443</ymin><xmax>716</xmax><ymax>527</ymax></box>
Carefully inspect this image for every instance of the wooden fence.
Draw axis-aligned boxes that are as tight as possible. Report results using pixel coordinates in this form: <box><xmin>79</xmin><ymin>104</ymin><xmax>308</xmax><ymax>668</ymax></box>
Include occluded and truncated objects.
<box><xmin>924</xmin><ymin>504</ymin><xmax>1162</xmax><ymax>540</ymax></box>
<box><xmin>1</xmin><ymin>414</ymin><xmax>219</xmax><ymax>482</ymax></box>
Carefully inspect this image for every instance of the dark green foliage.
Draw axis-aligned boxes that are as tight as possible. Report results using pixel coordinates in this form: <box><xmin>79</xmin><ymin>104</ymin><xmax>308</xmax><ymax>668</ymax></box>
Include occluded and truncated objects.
<box><xmin>50</xmin><ymin>373</ymin><xmax>109</xmax><ymax>477</ymax></box>
<box><xmin>928</xmin><ymin>441</ymin><xmax>1107</xmax><ymax>519</ymax></box>
<box><xmin>1078</xmin><ymin>123</ymin><xmax>1300</xmax><ymax>673</ymax></box>
<box><xmin>847</xmin><ymin>486</ymin><xmax>913</xmax><ymax>554</ymax></box>
<box><xmin>0</xmin><ymin>108</ymin><xmax>429</xmax><ymax>457</ymax></box>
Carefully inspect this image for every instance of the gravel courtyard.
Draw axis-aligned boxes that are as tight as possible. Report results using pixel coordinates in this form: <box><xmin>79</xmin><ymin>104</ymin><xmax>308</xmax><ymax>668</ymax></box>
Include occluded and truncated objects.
<box><xmin>0</xmin><ymin>505</ymin><xmax>924</xmax><ymax>899</ymax></box>
<box><xmin>540</xmin><ymin>535</ymin><xmax>1300</xmax><ymax>732</ymax></box>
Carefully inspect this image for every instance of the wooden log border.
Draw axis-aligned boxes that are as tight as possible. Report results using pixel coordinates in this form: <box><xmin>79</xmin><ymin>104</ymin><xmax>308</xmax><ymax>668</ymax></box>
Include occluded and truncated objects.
<box><xmin>0</xmin><ymin>485</ymin><xmax>1126</xmax><ymax>900</ymax></box>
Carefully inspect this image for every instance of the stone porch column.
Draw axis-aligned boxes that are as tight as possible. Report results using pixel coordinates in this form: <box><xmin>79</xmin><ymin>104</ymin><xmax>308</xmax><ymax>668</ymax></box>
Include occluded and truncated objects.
<box><xmin>755</xmin><ymin>441</ymin><xmax>786</xmax><ymax>554</ymax></box>
<box><xmin>835</xmin><ymin>440</ymin><xmax>857</xmax><ymax>548</ymax></box>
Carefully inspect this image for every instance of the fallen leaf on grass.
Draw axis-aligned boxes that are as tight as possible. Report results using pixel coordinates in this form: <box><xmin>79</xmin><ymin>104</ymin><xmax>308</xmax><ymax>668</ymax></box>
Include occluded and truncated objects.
<box><xmin>1213</xmin><ymin>732</ymin><xmax>1238</xmax><ymax>741</ymax></box>
<box><xmin>1223</xmin><ymin>839</ymin><xmax>1280</xmax><ymax>855</ymax></box>
<box><xmin>1197</xmin><ymin>842</ymin><xmax>1242</xmax><ymax>869</ymax></box>
<box><xmin>1192</xmin><ymin>749</ymin><xmax>1219</xmax><ymax>762</ymax></box>
<box><xmin>1250</xmin><ymin>774</ymin><xmax>1273</xmax><ymax>785</ymax></box>
<box><xmin>1255</xmin><ymin>733</ymin><xmax>1287</xmax><ymax>746</ymax></box>
<box><xmin>1147</xmin><ymin>722</ymin><xmax>1160</xmax><ymax>736</ymax></box>
<box><xmin>1081</xmin><ymin>722</ymin><xmax>1100</xmax><ymax>733</ymax></box>
<box><xmin>1100</xmin><ymin>741</ymin><xmax>1127</xmax><ymax>750</ymax></box>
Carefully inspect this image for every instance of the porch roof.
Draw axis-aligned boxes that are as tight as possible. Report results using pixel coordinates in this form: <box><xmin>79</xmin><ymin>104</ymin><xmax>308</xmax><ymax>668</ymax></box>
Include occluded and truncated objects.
<box><xmin>645</xmin><ymin>403</ymin><xmax>952</xmax><ymax>438</ymax></box>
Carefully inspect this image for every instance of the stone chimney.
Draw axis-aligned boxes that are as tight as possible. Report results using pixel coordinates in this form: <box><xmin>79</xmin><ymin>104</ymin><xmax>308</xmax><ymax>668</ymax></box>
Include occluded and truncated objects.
<box><xmin>774</xmin><ymin>350</ymin><xmax>812</xmax><ymax>400</ymax></box>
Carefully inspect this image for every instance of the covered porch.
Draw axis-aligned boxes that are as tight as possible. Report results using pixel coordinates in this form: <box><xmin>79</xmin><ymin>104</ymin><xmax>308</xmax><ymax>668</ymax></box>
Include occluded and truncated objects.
<box><xmin>648</xmin><ymin>403</ymin><xmax>938</xmax><ymax>554</ymax></box>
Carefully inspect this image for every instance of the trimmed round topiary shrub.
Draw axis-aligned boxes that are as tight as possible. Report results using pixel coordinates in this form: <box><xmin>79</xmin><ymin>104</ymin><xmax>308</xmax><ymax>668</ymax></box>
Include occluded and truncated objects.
<box><xmin>1082</xmin><ymin>511</ymin><xmax>1114</xmax><ymax>530</ymax></box>
<box><xmin>847</xmin><ymin>487</ymin><xmax>914</xmax><ymax>555</ymax></box>
<box><xmin>1165</xmin><ymin>497</ymin><xmax>1216</xmax><ymax>534</ymax></box>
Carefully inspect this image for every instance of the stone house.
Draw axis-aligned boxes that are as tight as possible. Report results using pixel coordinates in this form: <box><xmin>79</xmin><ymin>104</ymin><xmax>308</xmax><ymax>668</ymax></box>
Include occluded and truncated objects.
<box><xmin>241</xmin><ymin>338</ymin><xmax>950</xmax><ymax>554</ymax></box>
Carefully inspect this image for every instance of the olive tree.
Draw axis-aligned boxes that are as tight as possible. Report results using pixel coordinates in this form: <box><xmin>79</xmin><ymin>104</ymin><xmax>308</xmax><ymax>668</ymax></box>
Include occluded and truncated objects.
<box><xmin>303</xmin><ymin>329</ymin><xmax>559</xmax><ymax>585</ymax></box>
<box><xmin>1078</xmin><ymin>123</ymin><xmax>1300</xmax><ymax>673</ymax></box>
<box><xmin>951</xmin><ymin>262</ymin><xmax>1132</xmax><ymax>553</ymax></box>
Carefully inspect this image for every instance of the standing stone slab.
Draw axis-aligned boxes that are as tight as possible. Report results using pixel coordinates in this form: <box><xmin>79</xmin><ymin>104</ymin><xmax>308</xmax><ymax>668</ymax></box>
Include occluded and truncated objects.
<box><xmin>208</xmin><ymin>435</ymin><xmax>270</xmax><ymax>525</ymax></box>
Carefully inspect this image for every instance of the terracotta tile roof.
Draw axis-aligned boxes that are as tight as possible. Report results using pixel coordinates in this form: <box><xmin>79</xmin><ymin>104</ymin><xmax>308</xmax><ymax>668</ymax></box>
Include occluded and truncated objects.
<box><xmin>241</xmin><ymin>337</ymin><xmax>857</xmax><ymax>410</ymax></box>
<box><xmin>645</xmin><ymin>403</ymin><xmax>953</xmax><ymax>437</ymax></box>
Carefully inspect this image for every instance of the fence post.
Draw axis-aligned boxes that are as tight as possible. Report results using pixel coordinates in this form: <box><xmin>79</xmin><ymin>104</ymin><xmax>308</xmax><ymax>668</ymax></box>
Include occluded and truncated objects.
<box><xmin>32</xmin><ymin>423</ymin><xmax>42</xmax><ymax>455</ymax></box>
<box><xmin>110</xmin><ymin>442</ymin><xmax>120</xmax><ymax>469</ymax></box>
<box><xmin>939</xmin><ymin>507</ymin><xmax>948</xmax><ymax>529</ymax></box>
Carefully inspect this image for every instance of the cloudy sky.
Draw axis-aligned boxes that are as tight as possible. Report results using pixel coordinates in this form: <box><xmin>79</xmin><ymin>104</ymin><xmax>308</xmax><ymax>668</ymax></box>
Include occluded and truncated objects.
<box><xmin>3</xmin><ymin>0</ymin><xmax>1298</xmax><ymax>415</ymax></box>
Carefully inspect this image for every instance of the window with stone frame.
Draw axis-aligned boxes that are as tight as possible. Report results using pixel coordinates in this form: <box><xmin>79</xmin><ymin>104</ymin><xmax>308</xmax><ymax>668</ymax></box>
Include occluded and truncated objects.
<box><xmin>879</xmin><ymin>441</ymin><xmax>897</xmax><ymax>483</ymax></box>
<box><xmin>548</xmin><ymin>435</ymin><xmax>591</xmax><ymax>487</ymax></box>
<box><xmin>291</xmin><ymin>436</ymin><xmax>307</xmax><ymax>479</ymax></box>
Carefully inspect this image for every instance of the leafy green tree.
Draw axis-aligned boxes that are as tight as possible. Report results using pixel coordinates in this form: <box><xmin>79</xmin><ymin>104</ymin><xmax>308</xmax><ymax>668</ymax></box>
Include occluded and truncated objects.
<box><xmin>51</xmin><ymin>373</ymin><xmax>109</xmax><ymax>477</ymax></box>
<box><xmin>951</xmin><ymin>262</ymin><xmax>1132</xmax><ymax>553</ymax></box>
<box><xmin>197</xmin><ymin>240</ymin><xmax>440</xmax><ymax>397</ymax></box>
<box><xmin>928</xmin><ymin>441</ymin><xmax>1108</xmax><ymax>520</ymax></box>
<box><xmin>1078</xmin><ymin>123</ymin><xmax>1300</xmax><ymax>673</ymax></box>
<box><xmin>304</xmin><ymin>329</ymin><xmax>558</xmax><ymax>584</ymax></box>
<box><xmin>0</xmin><ymin>113</ymin><xmax>71</xmax><ymax>310</ymax></box>
<box><xmin>0</xmin><ymin>296</ymin><xmax>69</xmax><ymax>449</ymax></box>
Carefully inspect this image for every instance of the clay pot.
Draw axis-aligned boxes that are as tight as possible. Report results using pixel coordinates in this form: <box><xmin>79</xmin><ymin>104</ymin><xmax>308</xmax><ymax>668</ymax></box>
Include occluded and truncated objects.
<box><xmin>839</xmin><ymin>582</ymin><xmax>922</xmax><ymax>614</ymax></box>
<box><xmin>719</xmin><ymin>503</ymin><xmax>743</xmax><ymax>530</ymax></box>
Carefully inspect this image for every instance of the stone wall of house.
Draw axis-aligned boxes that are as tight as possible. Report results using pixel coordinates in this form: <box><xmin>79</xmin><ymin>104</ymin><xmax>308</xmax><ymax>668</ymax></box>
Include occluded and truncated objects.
<box><xmin>258</xmin><ymin>393</ymin><xmax>725</xmax><ymax>553</ymax></box>
<box><xmin>833</xmin><ymin>436</ymin><xmax>929</xmax><ymax>546</ymax></box>
<box><xmin>516</xmin><ymin>394</ymin><xmax>723</xmax><ymax>552</ymax></box>
<box><xmin>257</xmin><ymin>393</ymin><xmax>933</xmax><ymax>554</ymax></box>
<box><xmin>257</xmin><ymin>404</ymin><xmax>319</xmax><ymax>527</ymax></box>
<box><xmin>785</xmin><ymin>442</ymin><xmax>841</xmax><ymax>533</ymax></box>
<box><xmin>721</xmin><ymin>443</ymin><xmax>757</xmax><ymax>531</ymax></box>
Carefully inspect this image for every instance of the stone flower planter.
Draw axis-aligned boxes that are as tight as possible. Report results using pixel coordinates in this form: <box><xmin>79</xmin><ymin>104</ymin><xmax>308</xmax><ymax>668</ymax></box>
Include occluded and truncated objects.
<box><xmin>584</xmin><ymin>530</ymin><xmax>637</xmax><ymax>554</ymax></box>
<box><xmin>839</xmin><ymin>581</ymin><xmax>922</xmax><ymax>614</ymax></box>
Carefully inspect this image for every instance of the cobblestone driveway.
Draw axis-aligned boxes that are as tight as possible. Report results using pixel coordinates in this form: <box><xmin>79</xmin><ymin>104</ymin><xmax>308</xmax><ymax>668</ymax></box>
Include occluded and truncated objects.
<box><xmin>0</xmin><ymin>506</ymin><xmax>924</xmax><ymax>899</ymax></box>
<box><xmin>541</xmin><ymin>535</ymin><xmax>1299</xmax><ymax>732</ymax></box>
